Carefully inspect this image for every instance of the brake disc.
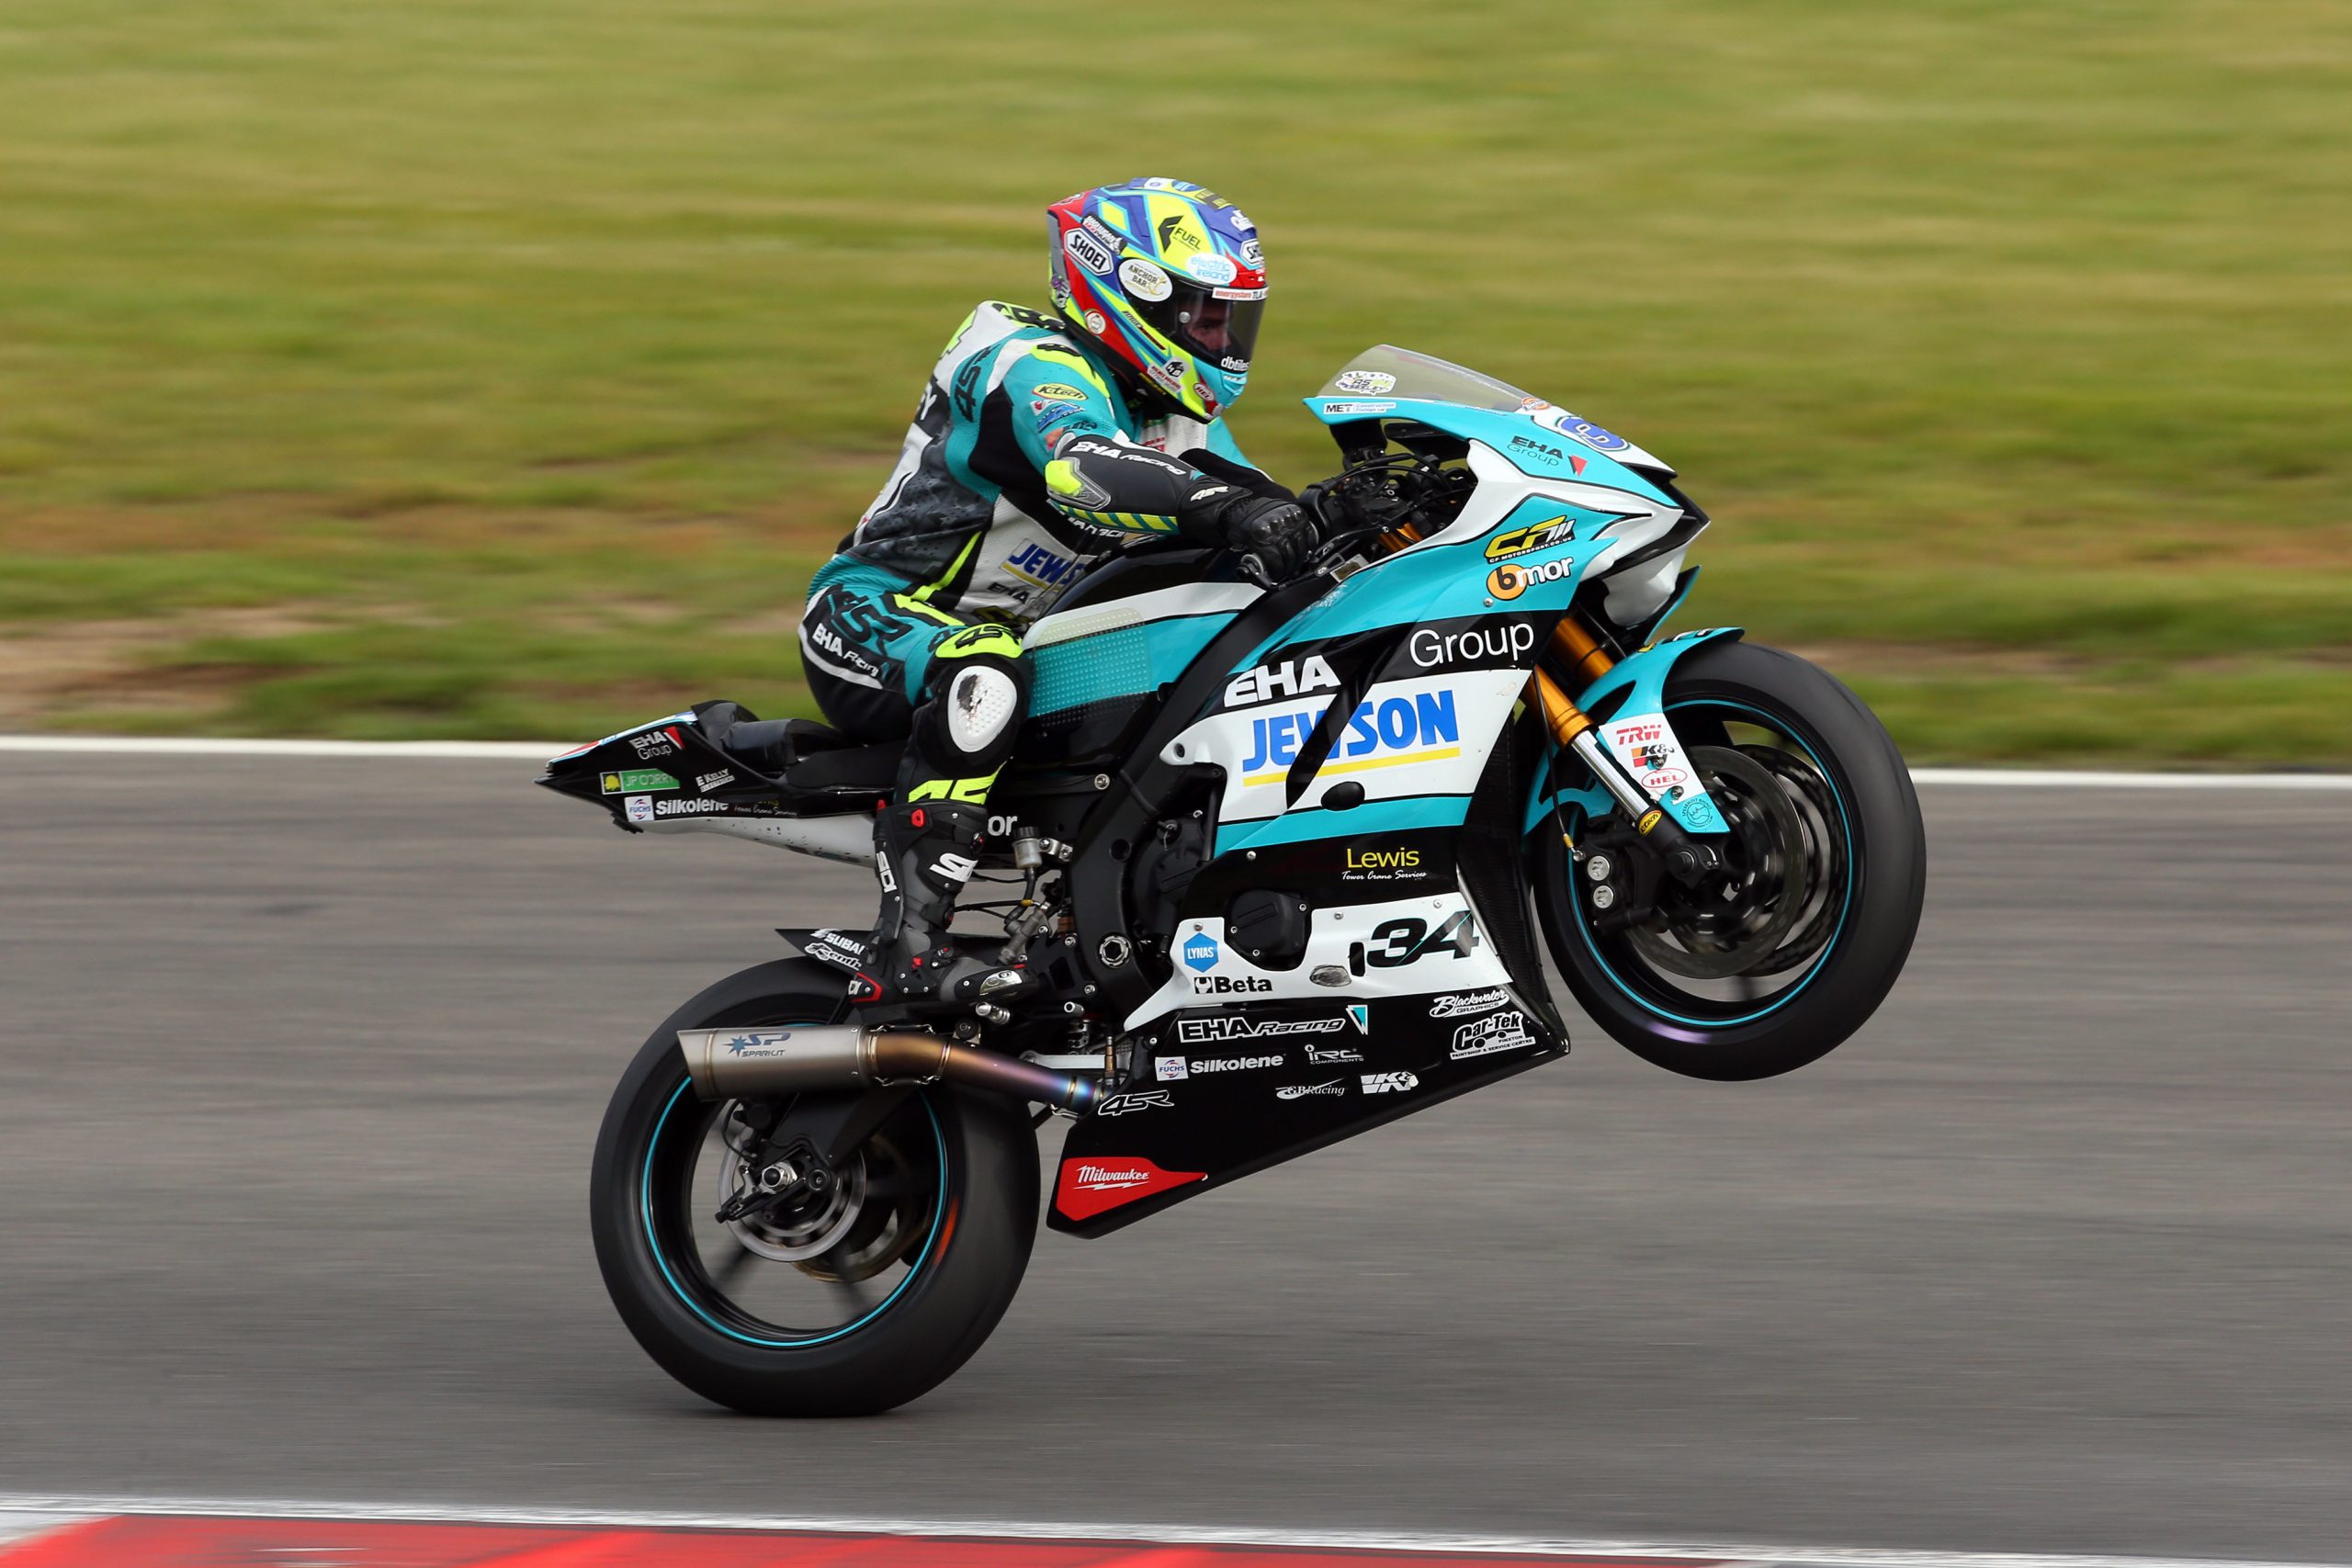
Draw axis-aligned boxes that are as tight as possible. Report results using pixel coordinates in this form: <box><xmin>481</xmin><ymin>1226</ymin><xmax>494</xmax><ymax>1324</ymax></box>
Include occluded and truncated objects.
<box><xmin>1627</xmin><ymin>743</ymin><xmax>1811</xmax><ymax>981</ymax></box>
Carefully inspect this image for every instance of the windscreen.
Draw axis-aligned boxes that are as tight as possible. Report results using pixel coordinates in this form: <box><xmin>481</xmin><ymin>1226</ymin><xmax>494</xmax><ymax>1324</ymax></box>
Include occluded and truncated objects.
<box><xmin>1314</xmin><ymin>345</ymin><xmax>1538</xmax><ymax>412</ymax></box>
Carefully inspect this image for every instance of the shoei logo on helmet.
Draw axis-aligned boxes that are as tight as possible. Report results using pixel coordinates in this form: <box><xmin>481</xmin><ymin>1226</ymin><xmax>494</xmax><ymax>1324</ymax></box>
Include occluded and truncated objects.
<box><xmin>1182</xmin><ymin>931</ymin><xmax>1219</xmax><ymax>971</ymax></box>
<box><xmin>1119</xmin><ymin>258</ymin><xmax>1171</xmax><ymax>302</ymax></box>
<box><xmin>1063</xmin><ymin>227</ymin><xmax>1115</xmax><ymax>276</ymax></box>
<box><xmin>1185</xmin><ymin>253</ymin><xmax>1238</xmax><ymax>286</ymax></box>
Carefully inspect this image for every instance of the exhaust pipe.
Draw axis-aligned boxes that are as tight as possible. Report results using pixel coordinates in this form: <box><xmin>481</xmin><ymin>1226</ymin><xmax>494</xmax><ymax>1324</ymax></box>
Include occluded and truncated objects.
<box><xmin>677</xmin><ymin>1024</ymin><xmax>1102</xmax><ymax>1112</ymax></box>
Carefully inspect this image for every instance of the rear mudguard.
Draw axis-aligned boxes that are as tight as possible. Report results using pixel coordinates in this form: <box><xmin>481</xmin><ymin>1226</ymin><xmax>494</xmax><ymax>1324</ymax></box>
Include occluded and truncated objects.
<box><xmin>1522</xmin><ymin>626</ymin><xmax>1745</xmax><ymax>834</ymax></box>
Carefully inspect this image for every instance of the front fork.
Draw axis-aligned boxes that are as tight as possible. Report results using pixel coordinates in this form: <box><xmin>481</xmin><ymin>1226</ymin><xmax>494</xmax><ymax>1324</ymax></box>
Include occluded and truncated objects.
<box><xmin>1527</xmin><ymin>616</ymin><xmax>1725</xmax><ymax>887</ymax></box>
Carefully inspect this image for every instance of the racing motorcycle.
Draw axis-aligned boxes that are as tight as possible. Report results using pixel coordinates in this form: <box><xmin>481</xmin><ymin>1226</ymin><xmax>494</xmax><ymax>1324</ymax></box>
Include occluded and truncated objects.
<box><xmin>542</xmin><ymin>345</ymin><xmax>1927</xmax><ymax>1416</ymax></box>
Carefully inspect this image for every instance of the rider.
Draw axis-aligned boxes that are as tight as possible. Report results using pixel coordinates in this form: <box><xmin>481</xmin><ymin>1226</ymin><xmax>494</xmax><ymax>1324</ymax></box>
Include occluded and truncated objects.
<box><xmin>797</xmin><ymin>178</ymin><xmax>1314</xmax><ymax>1013</ymax></box>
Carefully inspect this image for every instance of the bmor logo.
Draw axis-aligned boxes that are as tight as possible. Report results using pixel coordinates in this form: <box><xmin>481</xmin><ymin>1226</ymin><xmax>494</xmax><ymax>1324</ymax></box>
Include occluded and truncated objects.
<box><xmin>1056</xmin><ymin>1156</ymin><xmax>1206</xmax><ymax>1222</ymax></box>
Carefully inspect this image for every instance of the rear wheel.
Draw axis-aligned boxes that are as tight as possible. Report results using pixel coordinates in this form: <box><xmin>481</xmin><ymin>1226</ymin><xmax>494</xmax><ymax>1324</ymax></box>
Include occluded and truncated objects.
<box><xmin>589</xmin><ymin>963</ymin><xmax>1037</xmax><ymax>1415</ymax></box>
<box><xmin>1534</xmin><ymin>639</ymin><xmax>1926</xmax><ymax>1080</ymax></box>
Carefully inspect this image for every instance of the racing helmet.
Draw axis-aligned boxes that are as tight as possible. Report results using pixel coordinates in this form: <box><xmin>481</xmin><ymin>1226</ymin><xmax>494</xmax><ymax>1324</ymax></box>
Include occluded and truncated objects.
<box><xmin>1046</xmin><ymin>178</ymin><xmax>1265</xmax><ymax>420</ymax></box>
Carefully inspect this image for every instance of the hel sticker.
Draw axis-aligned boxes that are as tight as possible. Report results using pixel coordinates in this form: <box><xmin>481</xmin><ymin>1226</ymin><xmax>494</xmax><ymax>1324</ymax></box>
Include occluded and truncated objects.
<box><xmin>601</xmin><ymin>769</ymin><xmax>678</xmax><ymax>794</ymax></box>
<box><xmin>1331</xmin><ymin>369</ymin><xmax>1396</xmax><ymax>395</ymax></box>
<box><xmin>1119</xmin><ymin>258</ymin><xmax>1172</xmax><ymax>302</ymax></box>
<box><xmin>1063</xmin><ymin>227</ymin><xmax>1116</xmax><ymax>275</ymax></box>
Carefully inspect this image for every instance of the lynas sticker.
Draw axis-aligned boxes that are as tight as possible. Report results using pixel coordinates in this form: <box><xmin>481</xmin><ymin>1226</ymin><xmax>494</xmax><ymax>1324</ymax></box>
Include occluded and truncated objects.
<box><xmin>1182</xmin><ymin>931</ymin><xmax>1219</xmax><ymax>971</ymax></box>
<box><xmin>601</xmin><ymin>769</ymin><xmax>677</xmax><ymax>795</ymax></box>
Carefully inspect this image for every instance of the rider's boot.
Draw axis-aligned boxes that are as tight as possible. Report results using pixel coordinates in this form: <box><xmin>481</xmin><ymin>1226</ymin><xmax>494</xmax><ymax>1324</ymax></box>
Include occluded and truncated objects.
<box><xmin>834</xmin><ymin>797</ymin><xmax>1034</xmax><ymax>1016</ymax></box>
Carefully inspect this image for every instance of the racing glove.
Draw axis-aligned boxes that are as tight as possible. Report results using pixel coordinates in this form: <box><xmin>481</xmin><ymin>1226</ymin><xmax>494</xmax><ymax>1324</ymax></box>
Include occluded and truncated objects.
<box><xmin>1216</xmin><ymin>494</ymin><xmax>1316</xmax><ymax>582</ymax></box>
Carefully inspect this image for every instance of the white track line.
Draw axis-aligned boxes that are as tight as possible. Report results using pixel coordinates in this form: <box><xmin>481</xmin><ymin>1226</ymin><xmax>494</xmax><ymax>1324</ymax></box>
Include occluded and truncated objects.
<box><xmin>2</xmin><ymin>733</ymin><xmax>2348</xmax><ymax>790</ymax></box>
<box><xmin>0</xmin><ymin>1495</ymin><xmax>2335</xmax><ymax>1568</ymax></box>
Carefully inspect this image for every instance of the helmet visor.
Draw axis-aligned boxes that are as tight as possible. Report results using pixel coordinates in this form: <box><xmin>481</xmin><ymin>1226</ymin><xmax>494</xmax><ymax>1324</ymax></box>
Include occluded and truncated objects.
<box><xmin>1135</xmin><ymin>281</ymin><xmax>1264</xmax><ymax>379</ymax></box>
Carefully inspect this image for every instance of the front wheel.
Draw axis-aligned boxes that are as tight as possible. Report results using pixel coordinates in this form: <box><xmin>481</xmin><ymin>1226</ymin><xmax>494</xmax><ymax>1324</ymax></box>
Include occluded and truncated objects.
<box><xmin>1534</xmin><ymin>640</ymin><xmax>1926</xmax><ymax>1080</ymax></box>
<box><xmin>589</xmin><ymin>961</ymin><xmax>1038</xmax><ymax>1415</ymax></box>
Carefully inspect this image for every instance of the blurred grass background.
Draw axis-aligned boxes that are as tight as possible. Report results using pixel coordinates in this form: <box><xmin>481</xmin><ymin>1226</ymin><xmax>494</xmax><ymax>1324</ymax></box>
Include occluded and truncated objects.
<box><xmin>3</xmin><ymin>0</ymin><xmax>2346</xmax><ymax>760</ymax></box>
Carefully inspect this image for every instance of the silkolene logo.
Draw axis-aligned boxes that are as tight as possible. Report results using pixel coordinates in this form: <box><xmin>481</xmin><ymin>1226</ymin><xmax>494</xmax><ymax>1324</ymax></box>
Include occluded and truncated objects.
<box><xmin>1242</xmin><ymin>690</ymin><xmax>1460</xmax><ymax>784</ymax></box>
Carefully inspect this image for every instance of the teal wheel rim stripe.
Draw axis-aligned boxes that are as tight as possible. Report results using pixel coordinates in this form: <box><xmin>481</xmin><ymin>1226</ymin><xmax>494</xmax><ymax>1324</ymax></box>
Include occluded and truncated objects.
<box><xmin>1576</xmin><ymin>698</ymin><xmax>1856</xmax><ymax>1028</ymax></box>
<box><xmin>640</xmin><ymin>1075</ymin><xmax>946</xmax><ymax>1348</ymax></box>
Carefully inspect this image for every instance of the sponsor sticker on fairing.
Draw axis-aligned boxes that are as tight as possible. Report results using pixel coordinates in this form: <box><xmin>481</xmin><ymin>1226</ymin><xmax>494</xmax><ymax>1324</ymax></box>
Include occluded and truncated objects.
<box><xmin>1275</xmin><ymin>1079</ymin><xmax>1346</xmax><ymax>1100</ymax></box>
<box><xmin>1178</xmin><ymin>1054</ymin><xmax>1283</xmax><ymax>1076</ymax></box>
<box><xmin>1319</xmin><ymin>400</ymin><xmax>1395</xmax><ymax>417</ymax></box>
<box><xmin>1361</xmin><ymin>1071</ymin><xmax>1419</xmax><ymax>1094</ymax></box>
<box><xmin>1176</xmin><ymin>1014</ymin><xmax>1343</xmax><ymax>1044</ymax></box>
<box><xmin>1429</xmin><ymin>987</ymin><xmax>1509</xmax><ymax>1020</ymax></box>
<box><xmin>1450</xmin><ymin>1010</ymin><xmax>1536</xmax><ymax>1059</ymax></box>
<box><xmin>1331</xmin><ymin>369</ymin><xmax>1396</xmax><ymax>395</ymax></box>
<box><xmin>601</xmin><ymin>769</ymin><xmax>677</xmax><ymax>795</ymax></box>
<box><xmin>624</xmin><ymin>795</ymin><xmax>655</xmax><ymax>824</ymax></box>
<box><xmin>1182</xmin><ymin>931</ymin><xmax>1219</xmax><ymax>971</ymax></box>
<box><xmin>695</xmin><ymin>769</ymin><xmax>735</xmax><ymax>793</ymax></box>
<box><xmin>1095</xmin><ymin>1090</ymin><xmax>1175</xmax><ymax>1117</ymax></box>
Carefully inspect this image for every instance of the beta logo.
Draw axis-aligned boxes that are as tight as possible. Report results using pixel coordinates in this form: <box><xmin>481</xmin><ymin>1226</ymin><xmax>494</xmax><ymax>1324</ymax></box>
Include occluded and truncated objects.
<box><xmin>1241</xmin><ymin>690</ymin><xmax>1460</xmax><ymax>784</ymax></box>
<box><xmin>1192</xmin><ymin>974</ymin><xmax>1272</xmax><ymax>996</ymax></box>
<box><xmin>1182</xmin><ymin>931</ymin><xmax>1220</xmax><ymax>971</ymax></box>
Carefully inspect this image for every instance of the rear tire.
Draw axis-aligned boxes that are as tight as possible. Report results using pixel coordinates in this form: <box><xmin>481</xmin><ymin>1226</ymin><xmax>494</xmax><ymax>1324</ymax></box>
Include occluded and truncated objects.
<box><xmin>1535</xmin><ymin>640</ymin><xmax>1926</xmax><ymax>1080</ymax></box>
<box><xmin>589</xmin><ymin>961</ymin><xmax>1037</xmax><ymax>1415</ymax></box>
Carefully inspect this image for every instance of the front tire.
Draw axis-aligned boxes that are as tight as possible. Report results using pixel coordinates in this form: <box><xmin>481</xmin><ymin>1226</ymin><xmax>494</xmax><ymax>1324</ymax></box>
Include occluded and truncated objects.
<box><xmin>589</xmin><ymin>960</ymin><xmax>1038</xmax><ymax>1415</ymax></box>
<box><xmin>1535</xmin><ymin>640</ymin><xmax>1926</xmax><ymax>1080</ymax></box>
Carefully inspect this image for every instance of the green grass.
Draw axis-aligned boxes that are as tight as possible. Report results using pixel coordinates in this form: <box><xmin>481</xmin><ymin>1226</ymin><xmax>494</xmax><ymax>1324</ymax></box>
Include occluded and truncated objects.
<box><xmin>3</xmin><ymin>0</ymin><xmax>2348</xmax><ymax>759</ymax></box>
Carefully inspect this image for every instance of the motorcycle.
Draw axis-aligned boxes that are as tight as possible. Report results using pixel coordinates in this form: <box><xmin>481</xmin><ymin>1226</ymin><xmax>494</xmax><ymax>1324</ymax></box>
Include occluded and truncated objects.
<box><xmin>541</xmin><ymin>344</ymin><xmax>1927</xmax><ymax>1415</ymax></box>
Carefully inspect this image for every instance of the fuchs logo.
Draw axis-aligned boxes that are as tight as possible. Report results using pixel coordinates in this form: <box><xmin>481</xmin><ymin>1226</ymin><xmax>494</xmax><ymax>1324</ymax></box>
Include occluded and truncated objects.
<box><xmin>1408</xmin><ymin>623</ymin><xmax>1535</xmax><ymax>669</ymax></box>
<box><xmin>1484</xmin><ymin>514</ymin><xmax>1579</xmax><ymax>561</ymax></box>
<box><xmin>1176</xmin><ymin>1014</ymin><xmax>1342</xmax><ymax>1044</ymax></box>
<box><xmin>1155</xmin><ymin>1055</ymin><xmax>1189</xmax><ymax>1081</ymax></box>
<box><xmin>1182</xmin><ymin>932</ymin><xmax>1219</xmax><ymax>971</ymax></box>
<box><xmin>1361</xmin><ymin>1071</ymin><xmax>1419</xmax><ymax>1094</ymax></box>
<box><xmin>652</xmin><ymin>796</ymin><xmax>727</xmax><ymax>817</ymax></box>
<box><xmin>1063</xmin><ymin>227</ymin><xmax>1115</xmax><ymax>276</ymax></box>
<box><xmin>1185</xmin><ymin>1055</ymin><xmax>1283</xmax><ymax>1075</ymax></box>
<box><xmin>1487</xmin><ymin>557</ymin><xmax>1577</xmax><ymax>601</ymax></box>
<box><xmin>1192</xmin><ymin>974</ymin><xmax>1272</xmax><ymax>996</ymax></box>
<box><xmin>1429</xmin><ymin>988</ymin><xmax>1509</xmax><ymax>1020</ymax></box>
<box><xmin>1095</xmin><ymin>1090</ymin><xmax>1175</xmax><ymax>1117</ymax></box>
<box><xmin>1240</xmin><ymin>690</ymin><xmax>1459</xmax><ymax>784</ymax></box>
<box><xmin>1275</xmin><ymin>1079</ymin><xmax>1346</xmax><ymax>1100</ymax></box>
<box><xmin>1223</xmin><ymin>654</ymin><xmax>1338</xmax><ymax>708</ymax></box>
<box><xmin>1007</xmin><ymin>540</ymin><xmax>1079</xmax><ymax>587</ymax></box>
<box><xmin>1450</xmin><ymin>1011</ymin><xmax>1535</xmax><ymax>1060</ymax></box>
<box><xmin>624</xmin><ymin>795</ymin><xmax>654</xmax><ymax>824</ymax></box>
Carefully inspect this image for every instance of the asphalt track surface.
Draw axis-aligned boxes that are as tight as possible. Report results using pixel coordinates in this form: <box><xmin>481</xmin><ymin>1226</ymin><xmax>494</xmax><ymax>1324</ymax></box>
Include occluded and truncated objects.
<box><xmin>1</xmin><ymin>755</ymin><xmax>2346</xmax><ymax>1560</ymax></box>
